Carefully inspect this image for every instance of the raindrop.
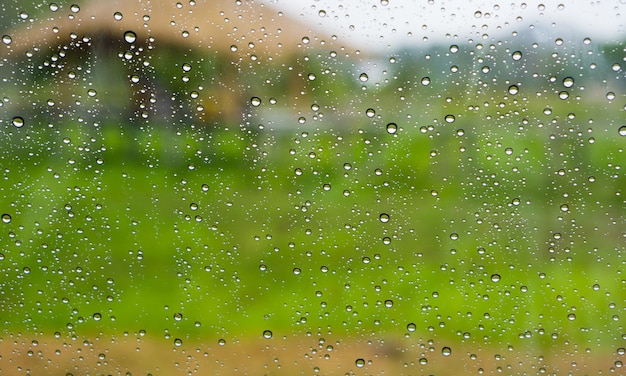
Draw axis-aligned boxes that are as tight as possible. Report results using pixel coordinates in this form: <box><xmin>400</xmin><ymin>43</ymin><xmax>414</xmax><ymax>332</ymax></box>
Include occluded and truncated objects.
<box><xmin>407</xmin><ymin>323</ymin><xmax>416</xmax><ymax>332</ymax></box>
<box><xmin>218</xmin><ymin>338</ymin><xmax>226</xmax><ymax>346</ymax></box>
<box><xmin>449</xmin><ymin>44</ymin><xmax>459</xmax><ymax>53</ymax></box>
<box><xmin>560</xmin><ymin>204</ymin><xmax>569</xmax><ymax>212</ymax></box>
<box><xmin>113</xmin><ymin>11</ymin><xmax>123</xmax><ymax>21</ymax></box>
<box><xmin>70</xmin><ymin>4</ymin><xmax>80</xmax><ymax>12</ymax></box>
<box><xmin>379</xmin><ymin>213</ymin><xmax>390</xmax><ymax>223</ymax></box>
<box><xmin>49</xmin><ymin>3</ymin><xmax>59</xmax><ymax>12</ymax></box>
<box><xmin>124</xmin><ymin>31</ymin><xmax>137</xmax><ymax>44</ymax></box>
<box><xmin>421</xmin><ymin>77</ymin><xmax>431</xmax><ymax>86</ymax></box>
<box><xmin>386</xmin><ymin>123</ymin><xmax>397</xmax><ymax>134</ymax></box>
<box><xmin>419</xmin><ymin>358</ymin><xmax>428</xmax><ymax>365</ymax></box>
<box><xmin>366</xmin><ymin>108</ymin><xmax>376</xmax><ymax>118</ymax></box>
<box><xmin>318</xmin><ymin>9</ymin><xmax>326</xmax><ymax>17</ymax></box>
<box><xmin>559</xmin><ymin>91</ymin><xmax>569</xmax><ymax>100</ymax></box>
<box><xmin>442</xmin><ymin>347</ymin><xmax>452</xmax><ymax>356</ymax></box>
<box><xmin>355</xmin><ymin>358</ymin><xmax>365</xmax><ymax>368</ymax></box>
<box><xmin>445</xmin><ymin>114</ymin><xmax>455</xmax><ymax>123</ymax></box>
<box><xmin>606</xmin><ymin>92</ymin><xmax>615</xmax><ymax>101</ymax></box>
<box><xmin>250</xmin><ymin>97</ymin><xmax>261</xmax><ymax>107</ymax></box>
<box><xmin>618</xmin><ymin>126</ymin><xmax>626</xmax><ymax>136</ymax></box>
<box><xmin>384</xmin><ymin>299</ymin><xmax>393</xmax><ymax>308</ymax></box>
<box><xmin>174</xmin><ymin>338</ymin><xmax>183</xmax><ymax>346</ymax></box>
<box><xmin>359</xmin><ymin>73</ymin><xmax>368</xmax><ymax>82</ymax></box>
<box><xmin>12</xmin><ymin>116</ymin><xmax>24</xmax><ymax>128</ymax></box>
<box><xmin>308</xmin><ymin>73</ymin><xmax>316</xmax><ymax>81</ymax></box>
<box><xmin>174</xmin><ymin>312</ymin><xmax>183</xmax><ymax>321</ymax></box>
<box><xmin>508</xmin><ymin>85</ymin><xmax>519</xmax><ymax>95</ymax></box>
<box><xmin>93</xmin><ymin>313</ymin><xmax>102</xmax><ymax>321</ymax></box>
<box><xmin>563</xmin><ymin>77</ymin><xmax>574</xmax><ymax>88</ymax></box>
<box><xmin>567</xmin><ymin>313</ymin><xmax>576</xmax><ymax>321</ymax></box>
<box><xmin>491</xmin><ymin>274</ymin><xmax>501</xmax><ymax>282</ymax></box>
<box><xmin>2</xmin><ymin>35</ymin><xmax>12</xmax><ymax>45</ymax></box>
<box><xmin>450</xmin><ymin>233</ymin><xmax>459</xmax><ymax>240</ymax></box>
<box><xmin>263</xmin><ymin>330</ymin><xmax>272</xmax><ymax>339</ymax></box>
<box><xmin>293</xmin><ymin>268</ymin><xmax>301</xmax><ymax>275</ymax></box>
<box><xmin>512</xmin><ymin>51</ymin><xmax>522</xmax><ymax>61</ymax></box>
<box><xmin>2</xmin><ymin>214</ymin><xmax>12</xmax><ymax>223</ymax></box>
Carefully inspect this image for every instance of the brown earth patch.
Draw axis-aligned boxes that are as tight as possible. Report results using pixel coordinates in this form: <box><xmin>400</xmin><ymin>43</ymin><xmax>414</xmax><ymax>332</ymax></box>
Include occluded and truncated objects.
<box><xmin>0</xmin><ymin>333</ymin><xmax>623</xmax><ymax>375</ymax></box>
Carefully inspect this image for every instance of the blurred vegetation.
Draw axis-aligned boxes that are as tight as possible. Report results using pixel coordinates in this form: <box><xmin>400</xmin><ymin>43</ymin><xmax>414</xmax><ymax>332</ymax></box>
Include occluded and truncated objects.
<box><xmin>0</xmin><ymin>1</ymin><xmax>624</xmax><ymax>366</ymax></box>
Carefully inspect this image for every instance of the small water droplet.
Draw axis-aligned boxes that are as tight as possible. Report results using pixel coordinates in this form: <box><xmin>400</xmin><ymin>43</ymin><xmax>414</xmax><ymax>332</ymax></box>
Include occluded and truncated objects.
<box><xmin>12</xmin><ymin>117</ymin><xmax>24</xmax><ymax>128</ymax></box>
<box><xmin>442</xmin><ymin>346</ymin><xmax>452</xmax><ymax>356</ymax></box>
<box><xmin>563</xmin><ymin>77</ymin><xmax>574</xmax><ymax>88</ymax></box>
<box><xmin>512</xmin><ymin>51</ymin><xmax>522</xmax><ymax>61</ymax></box>
<box><xmin>174</xmin><ymin>338</ymin><xmax>183</xmax><ymax>346</ymax></box>
<box><xmin>92</xmin><ymin>313</ymin><xmax>102</xmax><ymax>321</ymax></box>
<box><xmin>559</xmin><ymin>91</ymin><xmax>569</xmax><ymax>100</ymax></box>
<box><xmin>174</xmin><ymin>312</ymin><xmax>183</xmax><ymax>321</ymax></box>
<box><xmin>384</xmin><ymin>299</ymin><xmax>393</xmax><ymax>308</ymax></box>
<box><xmin>379</xmin><ymin>213</ymin><xmax>390</xmax><ymax>223</ymax></box>
<box><xmin>2</xmin><ymin>35</ymin><xmax>12</xmax><ymax>45</ymax></box>
<box><xmin>218</xmin><ymin>338</ymin><xmax>226</xmax><ymax>346</ymax></box>
<box><xmin>113</xmin><ymin>11</ymin><xmax>123</xmax><ymax>21</ymax></box>
<box><xmin>491</xmin><ymin>274</ymin><xmax>501</xmax><ymax>282</ymax></box>
<box><xmin>355</xmin><ymin>358</ymin><xmax>365</xmax><ymax>368</ymax></box>
<box><xmin>618</xmin><ymin>126</ymin><xmax>626</xmax><ymax>136</ymax></box>
<box><xmin>450</xmin><ymin>233</ymin><xmax>459</xmax><ymax>240</ymax></box>
<box><xmin>508</xmin><ymin>85</ymin><xmax>519</xmax><ymax>95</ymax></box>
<box><xmin>421</xmin><ymin>77</ymin><xmax>431</xmax><ymax>85</ymax></box>
<box><xmin>250</xmin><ymin>97</ymin><xmax>261</xmax><ymax>107</ymax></box>
<box><xmin>366</xmin><ymin>108</ymin><xmax>376</xmax><ymax>118</ymax></box>
<box><xmin>263</xmin><ymin>330</ymin><xmax>272</xmax><ymax>339</ymax></box>
<box><xmin>567</xmin><ymin>313</ymin><xmax>576</xmax><ymax>321</ymax></box>
<box><xmin>49</xmin><ymin>3</ymin><xmax>59</xmax><ymax>12</ymax></box>
<box><xmin>386</xmin><ymin>123</ymin><xmax>397</xmax><ymax>134</ymax></box>
<box><xmin>359</xmin><ymin>73</ymin><xmax>368</xmax><ymax>82</ymax></box>
<box><xmin>445</xmin><ymin>114</ymin><xmax>455</xmax><ymax>123</ymax></box>
<box><xmin>407</xmin><ymin>322</ymin><xmax>416</xmax><ymax>332</ymax></box>
<box><xmin>124</xmin><ymin>31</ymin><xmax>137</xmax><ymax>43</ymax></box>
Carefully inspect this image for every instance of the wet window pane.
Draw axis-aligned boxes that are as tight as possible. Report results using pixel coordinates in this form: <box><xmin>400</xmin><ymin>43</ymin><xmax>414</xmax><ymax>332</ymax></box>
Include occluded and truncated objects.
<box><xmin>1</xmin><ymin>1</ymin><xmax>624</xmax><ymax>374</ymax></box>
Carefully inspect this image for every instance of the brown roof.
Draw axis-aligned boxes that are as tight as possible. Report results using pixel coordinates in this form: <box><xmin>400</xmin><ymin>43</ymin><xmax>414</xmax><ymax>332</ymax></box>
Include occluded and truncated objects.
<box><xmin>1</xmin><ymin>0</ymin><xmax>357</xmax><ymax>60</ymax></box>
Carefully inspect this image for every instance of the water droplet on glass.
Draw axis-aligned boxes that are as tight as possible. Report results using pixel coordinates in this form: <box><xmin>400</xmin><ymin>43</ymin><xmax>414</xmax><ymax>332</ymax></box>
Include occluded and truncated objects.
<box><xmin>567</xmin><ymin>313</ymin><xmax>576</xmax><ymax>321</ymax></box>
<box><xmin>449</xmin><ymin>44</ymin><xmax>459</xmax><ymax>53</ymax></box>
<box><xmin>355</xmin><ymin>358</ymin><xmax>365</xmax><ymax>368</ymax></box>
<box><xmin>442</xmin><ymin>346</ymin><xmax>452</xmax><ymax>356</ymax></box>
<box><xmin>407</xmin><ymin>322</ymin><xmax>416</xmax><ymax>332</ymax></box>
<box><xmin>174</xmin><ymin>338</ymin><xmax>183</xmax><ymax>346</ymax></box>
<box><xmin>508</xmin><ymin>85</ymin><xmax>519</xmax><ymax>95</ymax></box>
<box><xmin>491</xmin><ymin>274</ymin><xmax>501</xmax><ymax>282</ymax></box>
<box><xmin>386</xmin><ymin>123</ymin><xmax>397</xmax><ymax>134</ymax></box>
<box><xmin>93</xmin><ymin>313</ymin><xmax>102</xmax><ymax>321</ymax></box>
<box><xmin>250</xmin><ymin>97</ymin><xmax>261</xmax><ymax>107</ymax></box>
<box><xmin>174</xmin><ymin>312</ymin><xmax>183</xmax><ymax>321</ymax></box>
<box><xmin>559</xmin><ymin>91</ymin><xmax>569</xmax><ymax>100</ymax></box>
<box><xmin>445</xmin><ymin>114</ymin><xmax>455</xmax><ymax>123</ymax></box>
<box><xmin>12</xmin><ymin>116</ymin><xmax>24</xmax><ymax>128</ymax></box>
<box><xmin>606</xmin><ymin>92</ymin><xmax>615</xmax><ymax>101</ymax></box>
<box><xmin>618</xmin><ymin>126</ymin><xmax>626</xmax><ymax>136</ymax></box>
<box><xmin>49</xmin><ymin>3</ymin><xmax>59</xmax><ymax>12</ymax></box>
<box><xmin>512</xmin><ymin>51</ymin><xmax>522</xmax><ymax>61</ymax></box>
<box><xmin>218</xmin><ymin>338</ymin><xmax>226</xmax><ymax>346</ymax></box>
<box><xmin>318</xmin><ymin>9</ymin><xmax>326</xmax><ymax>17</ymax></box>
<box><xmin>560</xmin><ymin>204</ymin><xmax>569</xmax><ymax>212</ymax></box>
<box><xmin>1</xmin><ymin>214</ymin><xmax>10</xmax><ymax>223</ymax></box>
<box><xmin>70</xmin><ymin>4</ymin><xmax>80</xmax><ymax>13</ymax></box>
<box><xmin>379</xmin><ymin>213</ymin><xmax>390</xmax><ymax>223</ymax></box>
<box><xmin>124</xmin><ymin>31</ymin><xmax>137</xmax><ymax>44</ymax></box>
<box><xmin>421</xmin><ymin>77</ymin><xmax>431</xmax><ymax>86</ymax></box>
<box><xmin>384</xmin><ymin>299</ymin><xmax>393</xmax><ymax>308</ymax></box>
<box><xmin>563</xmin><ymin>77</ymin><xmax>574</xmax><ymax>88</ymax></box>
<box><xmin>263</xmin><ymin>330</ymin><xmax>272</xmax><ymax>339</ymax></box>
<box><xmin>293</xmin><ymin>267</ymin><xmax>301</xmax><ymax>275</ymax></box>
<box><xmin>308</xmin><ymin>73</ymin><xmax>316</xmax><ymax>81</ymax></box>
<box><xmin>2</xmin><ymin>35</ymin><xmax>12</xmax><ymax>45</ymax></box>
<box><xmin>113</xmin><ymin>11</ymin><xmax>123</xmax><ymax>21</ymax></box>
<box><xmin>419</xmin><ymin>357</ymin><xmax>428</xmax><ymax>365</ymax></box>
<box><xmin>359</xmin><ymin>73</ymin><xmax>368</xmax><ymax>82</ymax></box>
<box><xmin>366</xmin><ymin>108</ymin><xmax>376</xmax><ymax>118</ymax></box>
<box><xmin>450</xmin><ymin>233</ymin><xmax>459</xmax><ymax>240</ymax></box>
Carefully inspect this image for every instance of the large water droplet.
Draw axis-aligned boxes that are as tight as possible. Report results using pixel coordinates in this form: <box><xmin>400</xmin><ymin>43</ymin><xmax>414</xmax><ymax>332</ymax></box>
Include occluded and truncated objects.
<box><xmin>124</xmin><ymin>31</ymin><xmax>137</xmax><ymax>43</ymax></box>
<box><xmin>2</xmin><ymin>213</ymin><xmax>12</xmax><ymax>223</ymax></box>
<box><xmin>12</xmin><ymin>117</ymin><xmax>24</xmax><ymax>128</ymax></box>
<box><xmin>386</xmin><ymin>123</ymin><xmax>397</xmax><ymax>134</ymax></box>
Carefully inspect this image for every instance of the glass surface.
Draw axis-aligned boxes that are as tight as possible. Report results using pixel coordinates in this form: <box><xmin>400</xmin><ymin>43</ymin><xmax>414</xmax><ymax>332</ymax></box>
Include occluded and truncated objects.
<box><xmin>0</xmin><ymin>0</ymin><xmax>624</xmax><ymax>374</ymax></box>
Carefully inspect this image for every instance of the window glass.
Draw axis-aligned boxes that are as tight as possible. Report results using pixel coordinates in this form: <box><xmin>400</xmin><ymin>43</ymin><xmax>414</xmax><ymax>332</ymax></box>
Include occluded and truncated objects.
<box><xmin>1</xmin><ymin>0</ymin><xmax>624</xmax><ymax>374</ymax></box>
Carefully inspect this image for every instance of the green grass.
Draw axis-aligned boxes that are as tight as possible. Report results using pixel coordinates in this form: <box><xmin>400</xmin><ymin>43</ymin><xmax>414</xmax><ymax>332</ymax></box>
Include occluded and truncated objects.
<box><xmin>0</xmin><ymin>117</ymin><xmax>623</xmax><ymax>353</ymax></box>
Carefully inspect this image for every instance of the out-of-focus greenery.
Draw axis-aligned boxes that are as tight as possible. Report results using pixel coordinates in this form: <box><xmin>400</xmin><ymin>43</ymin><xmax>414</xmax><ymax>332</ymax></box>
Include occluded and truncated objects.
<box><xmin>0</xmin><ymin>4</ymin><xmax>624</xmax><ymax>357</ymax></box>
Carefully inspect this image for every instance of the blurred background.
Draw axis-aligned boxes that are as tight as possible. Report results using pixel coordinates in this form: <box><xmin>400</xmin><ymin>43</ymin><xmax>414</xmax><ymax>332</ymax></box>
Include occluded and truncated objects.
<box><xmin>0</xmin><ymin>0</ymin><xmax>624</xmax><ymax>374</ymax></box>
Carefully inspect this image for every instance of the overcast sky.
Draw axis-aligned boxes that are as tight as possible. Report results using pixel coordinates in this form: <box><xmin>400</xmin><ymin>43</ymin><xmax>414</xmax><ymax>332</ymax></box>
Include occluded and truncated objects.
<box><xmin>268</xmin><ymin>0</ymin><xmax>626</xmax><ymax>51</ymax></box>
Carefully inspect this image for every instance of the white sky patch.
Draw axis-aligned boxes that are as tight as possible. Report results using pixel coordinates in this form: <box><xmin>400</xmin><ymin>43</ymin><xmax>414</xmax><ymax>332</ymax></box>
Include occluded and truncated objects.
<box><xmin>266</xmin><ymin>0</ymin><xmax>626</xmax><ymax>51</ymax></box>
